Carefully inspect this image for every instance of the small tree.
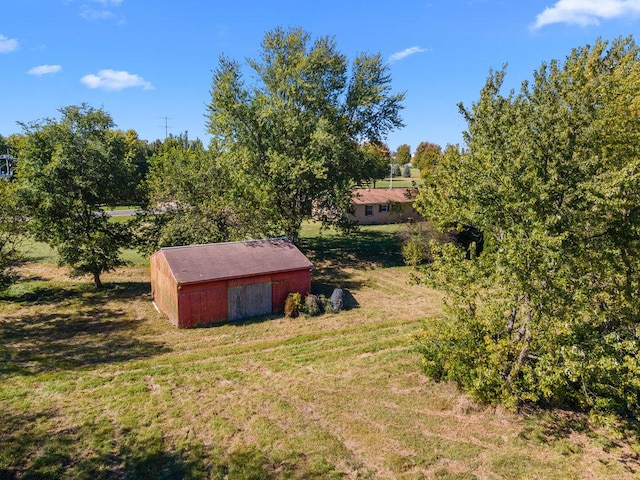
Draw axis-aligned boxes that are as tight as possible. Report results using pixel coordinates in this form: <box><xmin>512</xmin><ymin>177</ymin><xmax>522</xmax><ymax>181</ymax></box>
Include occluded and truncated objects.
<box><xmin>19</xmin><ymin>105</ymin><xmax>136</xmax><ymax>288</ymax></box>
<box><xmin>395</xmin><ymin>144</ymin><xmax>411</xmax><ymax>165</ymax></box>
<box><xmin>399</xmin><ymin>221</ymin><xmax>449</xmax><ymax>267</ymax></box>
<box><xmin>412</xmin><ymin>141</ymin><xmax>442</xmax><ymax>173</ymax></box>
<box><xmin>361</xmin><ymin>141</ymin><xmax>392</xmax><ymax>187</ymax></box>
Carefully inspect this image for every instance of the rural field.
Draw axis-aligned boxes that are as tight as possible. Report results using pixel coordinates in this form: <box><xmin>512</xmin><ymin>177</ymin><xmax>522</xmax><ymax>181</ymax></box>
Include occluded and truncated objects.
<box><xmin>1</xmin><ymin>224</ymin><xmax>639</xmax><ymax>479</ymax></box>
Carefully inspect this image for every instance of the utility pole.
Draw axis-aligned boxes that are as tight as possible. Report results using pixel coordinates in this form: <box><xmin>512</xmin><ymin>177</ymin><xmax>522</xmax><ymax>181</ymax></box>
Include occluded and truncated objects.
<box><xmin>389</xmin><ymin>162</ymin><xmax>394</xmax><ymax>189</ymax></box>
<box><xmin>158</xmin><ymin>116</ymin><xmax>173</xmax><ymax>139</ymax></box>
<box><xmin>0</xmin><ymin>150</ymin><xmax>17</xmax><ymax>180</ymax></box>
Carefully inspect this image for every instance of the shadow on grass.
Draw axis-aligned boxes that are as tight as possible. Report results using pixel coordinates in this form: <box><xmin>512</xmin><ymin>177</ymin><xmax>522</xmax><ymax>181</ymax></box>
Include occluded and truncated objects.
<box><xmin>0</xmin><ymin>409</ymin><xmax>208</xmax><ymax>479</ymax></box>
<box><xmin>4</xmin><ymin>279</ymin><xmax>150</xmax><ymax>306</ymax></box>
<box><xmin>1</xmin><ymin>412</ymin><xmax>338</xmax><ymax>480</ymax></box>
<box><xmin>299</xmin><ymin>229</ymin><xmax>403</xmax><ymax>270</ymax></box>
<box><xmin>299</xmin><ymin>228</ymin><xmax>403</xmax><ymax>299</ymax></box>
<box><xmin>519</xmin><ymin>409</ymin><xmax>640</xmax><ymax>476</ymax></box>
<box><xmin>0</xmin><ymin>281</ymin><xmax>167</xmax><ymax>376</ymax></box>
<box><xmin>519</xmin><ymin>410</ymin><xmax>590</xmax><ymax>444</ymax></box>
<box><xmin>309</xmin><ymin>281</ymin><xmax>360</xmax><ymax>310</ymax></box>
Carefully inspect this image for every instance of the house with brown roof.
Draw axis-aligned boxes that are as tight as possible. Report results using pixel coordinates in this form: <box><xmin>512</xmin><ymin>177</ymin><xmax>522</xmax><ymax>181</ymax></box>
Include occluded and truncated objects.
<box><xmin>350</xmin><ymin>188</ymin><xmax>421</xmax><ymax>225</ymax></box>
<box><xmin>150</xmin><ymin>238</ymin><xmax>313</xmax><ymax>328</ymax></box>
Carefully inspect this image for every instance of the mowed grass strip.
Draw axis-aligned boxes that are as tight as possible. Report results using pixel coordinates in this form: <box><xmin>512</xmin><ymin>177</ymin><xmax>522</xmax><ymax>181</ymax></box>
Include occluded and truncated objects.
<box><xmin>1</xmin><ymin>227</ymin><xmax>639</xmax><ymax>479</ymax></box>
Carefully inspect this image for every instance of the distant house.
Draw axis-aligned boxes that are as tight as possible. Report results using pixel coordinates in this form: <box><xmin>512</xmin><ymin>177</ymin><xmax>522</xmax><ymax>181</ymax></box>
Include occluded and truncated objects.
<box><xmin>350</xmin><ymin>188</ymin><xmax>421</xmax><ymax>225</ymax></box>
<box><xmin>150</xmin><ymin>238</ymin><xmax>313</xmax><ymax>328</ymax></box>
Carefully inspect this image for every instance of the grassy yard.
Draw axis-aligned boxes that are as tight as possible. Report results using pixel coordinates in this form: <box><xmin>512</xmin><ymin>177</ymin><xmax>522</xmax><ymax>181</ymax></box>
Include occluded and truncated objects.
<box><xmin>17</xmin><ymin>229</ymin><xmax>149</xmax><ymax>267</ymax></box>
<box><xmin>1</xmin><ymin>225</ymin><xmax>639</xmax><ymax>479</ymax></box>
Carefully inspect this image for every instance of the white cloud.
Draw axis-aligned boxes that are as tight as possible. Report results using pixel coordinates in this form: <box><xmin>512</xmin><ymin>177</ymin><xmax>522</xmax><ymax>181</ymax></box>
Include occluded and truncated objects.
<box><xmin>533</xmin><ymin>0</ymin><xmax>640</xmax><ymax>29</ymax></box>
<box><xmin>0</xmin><ymin>34</ymin><xmax>19</xmax><ymax>53</ymax></box>
<box><xmin>27</xmin><ymin>64</ymin><xmax>62</xmax><ymax>76</ymax></box>
<box><xmin>80</xmin><ymin>69</ymin><xmax>153</xmax><ymax>91</ymax></box>
<box><xmin>81</xmin><ymin>8</ymin><xmax>116</xmax><ymax>20</ymax></box>
<box><xmin>389</xmin><ymin>46</ymin><xmax>428</xmax><ymax>63</ymax></box>
<box><xmin>81</xmin><ymin>0</ymin><xmax>124</xmax><ymax>22</ymax></box>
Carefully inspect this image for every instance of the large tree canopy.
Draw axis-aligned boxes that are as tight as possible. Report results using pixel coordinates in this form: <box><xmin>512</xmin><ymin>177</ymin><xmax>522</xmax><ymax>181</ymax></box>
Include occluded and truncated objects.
<box><xmin>207</xmin><ymin>27</ymin><xmax>405</xmax><ymax>241</ymax></box>
<box><xmin>415</xmin><ymin>37</ymin><xmax>640</xmax><ymax>417</ymax></box>
<box><xmin>19</xmin><ymin>105</ymin><xmax>135</xmax><ymax>288</ymax></box>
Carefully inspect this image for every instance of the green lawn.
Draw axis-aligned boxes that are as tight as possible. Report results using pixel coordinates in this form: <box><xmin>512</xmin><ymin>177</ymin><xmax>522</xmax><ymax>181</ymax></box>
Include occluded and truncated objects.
<box><xmin>2</xmin><ymin>224</ymin><xmax>639</xmax><ymax>479</ymax></box>
<box><xmin>19</xmin><ymin>236</ymin><xmax>149</xmax><ymax>268</ymax></box>
<box><xmin>367</xmin><ymin>178</ymin><xmax>421</xmax><ymax>189</ymax></box>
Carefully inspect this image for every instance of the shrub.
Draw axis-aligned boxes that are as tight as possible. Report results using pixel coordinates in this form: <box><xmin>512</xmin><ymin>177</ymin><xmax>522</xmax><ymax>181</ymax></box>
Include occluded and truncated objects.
<box><xmin>402</xmin><ymin>238</ymin><xmax>427</xmax><ymax>267</ymax></box>
<box><xmin>303</xmin><ymin>294</ymin><xmax>322</xmax><ymax>316</ymax></box>
<box><xmin>284</xmin><ymin>292</ymin><xmax>302</xmax><ymax>318</ymax></box>
<box><xmin>318</xmin><ymin>294</ymin><xmax>333</xmax><ymax>313</ymax></box>
<box><xmin>399</xmin><ymin>221</ymin><xmax>450</xmax><ymax>267</ymax></box>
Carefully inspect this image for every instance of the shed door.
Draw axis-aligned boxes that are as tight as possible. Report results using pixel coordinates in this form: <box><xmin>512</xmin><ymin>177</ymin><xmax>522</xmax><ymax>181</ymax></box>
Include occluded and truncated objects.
<box><xmin>227</xmin><ymin>282</ymin><xmax>272</xmax><ymax>321</ymax></box>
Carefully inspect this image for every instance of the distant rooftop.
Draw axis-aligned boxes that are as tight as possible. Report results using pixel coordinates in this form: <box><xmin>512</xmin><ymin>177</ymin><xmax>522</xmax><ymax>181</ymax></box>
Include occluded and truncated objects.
<box><xmin>352</xmin><ymin>188</ymin><xmax>414</xmax><ymax>205</ymax></box>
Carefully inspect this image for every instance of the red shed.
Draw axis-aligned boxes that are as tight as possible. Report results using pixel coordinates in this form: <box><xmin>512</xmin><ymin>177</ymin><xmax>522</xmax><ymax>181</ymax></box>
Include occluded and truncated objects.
<box><xmin>150</xmin><ymin>238</ymin><xmax>313</xmax><ymax>328</ymax></box>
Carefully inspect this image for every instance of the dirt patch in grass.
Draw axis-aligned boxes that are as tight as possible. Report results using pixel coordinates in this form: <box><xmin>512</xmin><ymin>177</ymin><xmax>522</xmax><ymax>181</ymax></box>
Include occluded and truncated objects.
<box><xmin>1</xmin><ymin>255</ymin><xmax>639</xmax><ymax>478</ymax></box>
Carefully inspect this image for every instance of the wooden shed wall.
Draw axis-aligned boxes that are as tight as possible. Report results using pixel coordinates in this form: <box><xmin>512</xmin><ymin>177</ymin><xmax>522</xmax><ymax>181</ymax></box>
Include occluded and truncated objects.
<box><xmin>171</xmin><ymin>269</ymin><xmax>311</xmax><ymax>328</ymax></box>
<box><xmin>150</xmin><ymin>253</ymin><xmax>180</xmax><ymax>326</ymax></box>
<box><xmin>178</xmin><ymin>280</ymin><xmax>228</xmax><ymax>328</ymax></box>
<box><xmin>272</xmin><ymin>270</ymin><xmax>311</xmax><ymax>312</ymax></box>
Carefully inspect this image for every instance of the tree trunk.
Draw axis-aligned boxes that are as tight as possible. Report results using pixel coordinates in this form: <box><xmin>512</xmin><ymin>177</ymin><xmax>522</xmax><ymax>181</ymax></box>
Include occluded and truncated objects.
<box><xmin>506</xmin><ymin>296</ymin><xmax>534</xmax><ymax>385</ymax></box>
<box><xmin>93</xmin><ymin>271</ymin><xmax>104</xmax><ymax>289</ymax></box>
<box><xmin>507</xmin><ymin>327</ymin><xmax>531</xmax><ymax>385</ymax></box>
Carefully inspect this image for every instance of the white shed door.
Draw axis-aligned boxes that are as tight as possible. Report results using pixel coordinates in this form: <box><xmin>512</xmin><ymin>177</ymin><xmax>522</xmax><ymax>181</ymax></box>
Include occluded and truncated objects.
<box><xmin>227</xmin><ymin>282</ymin><xmax>272</xmax><ymax>321</ymax></box>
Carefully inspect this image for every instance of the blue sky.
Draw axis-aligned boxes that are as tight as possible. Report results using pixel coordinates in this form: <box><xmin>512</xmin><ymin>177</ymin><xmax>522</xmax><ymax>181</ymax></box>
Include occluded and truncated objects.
<box><xmin>2</xmin><ymin>0</ymin><xmax>640</xmax><ymax>153</ymax></box>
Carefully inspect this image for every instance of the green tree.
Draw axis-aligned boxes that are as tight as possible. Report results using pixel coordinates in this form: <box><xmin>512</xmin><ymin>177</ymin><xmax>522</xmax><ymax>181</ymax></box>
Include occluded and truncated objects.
<box><xmin>395</xmin><ymin>143</ymin><xmax>411</xmax><ymax>166</ymax></box>
<box><xmin>121</xmin><ymin>129</ymin><xmax>154</xmax><ymax>205</ymax></box>
<box><xmin>0</xmin><ymin>181</ymin><xmax>25</xmax><ymax>291</ymax></box>
<box><xmin>414</xmin><ymin>37</ymin><xmax>640</xmax><ymax>417</ymax></box>
<box><xmin>418</xmin><ymin>143</ymin><xmax>462</xmax><ymax>189</ymax></box>
<box><xmin>18</xmin><ymin>105</ymin><xmax>135</xmax><ymax>289</ymax></box>
<box><xmin>207</xmin><ymin>27</ymin><xmax>405</xmax><ymax>242</ymax></box>
<box><xmin>135</xmin><ymin>139</ymin><xmax>268</xmax><ymax>254</ymax></box>
<box><xmin>361</xmin><ymin>141</ymin><xmax>391</xmax><ymax>187</ymax></box>
<box><xmin>412</xmin><ymin>141</ymin><xmax>442</xmax><ymax>174</ymax></box>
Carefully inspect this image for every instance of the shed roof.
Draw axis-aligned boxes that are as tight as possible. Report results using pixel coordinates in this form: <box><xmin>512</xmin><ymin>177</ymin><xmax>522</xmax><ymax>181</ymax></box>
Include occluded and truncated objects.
<box><xmin>153</xmin><ymin>238</ymin><xmax>313</xmax><ymax>286</ymax></box>
<box><xmin>352</xmin><ymin>188</ymin><xmax>414</xmax><ymax>205</ymax></box>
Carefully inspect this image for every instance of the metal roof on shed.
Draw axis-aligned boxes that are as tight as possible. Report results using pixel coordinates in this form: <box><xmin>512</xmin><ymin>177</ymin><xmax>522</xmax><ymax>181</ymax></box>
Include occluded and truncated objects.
<box><xmin>152</xmin><ymin>238</ymin><xmax>313</xmax><ymax>286</ymax></box>
<box><xmin>352</xmin><ymin>188</ymin><xmax>414</xmax><ymax>205</ymax></box>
